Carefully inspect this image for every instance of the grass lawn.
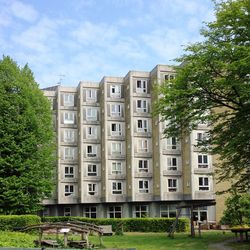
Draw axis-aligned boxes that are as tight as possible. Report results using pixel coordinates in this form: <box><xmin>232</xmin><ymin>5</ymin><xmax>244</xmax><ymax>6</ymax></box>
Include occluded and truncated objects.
<box><xmin>0</xmin><ymin>230</ymin><xmax>249</xmax><ymax>250</ymax></box>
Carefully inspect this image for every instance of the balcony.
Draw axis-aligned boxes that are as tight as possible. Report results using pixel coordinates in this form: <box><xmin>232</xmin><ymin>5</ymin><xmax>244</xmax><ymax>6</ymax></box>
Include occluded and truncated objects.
<box><xmin>106</xmin><ymin>194</ymin><xmax>127</xmax><ymax>203</ymax></box>
<box><xmin>134</xmin><ymin>172</ymin><xmax>153</xmax><ymax>178</ymax></box>
<box><xmin>193</xmin><ymin>191</ymin><xmax>215</xmax><ymax>200</ymax></box>
<box><xmin>81</xmin><ymin>195</ymin><xmax>101</xmax><ymax>203</ymax></box>
<box><xmin>162</xmin><ymin>192</ymin><xmax>183</xmax><ymax>200</ymax></box>
<box><xmin>162</xmin><ymin>149</ymin><xmax>181</xmax><ymax>155</ymax></box>
<box><xmin>163</xmin><ymin>170</ymin><xmax>182</xmax><ymax>176</ymax></box>
<box><xmin>134</xmin><ymin>193</ymin><xmax>153</xmax><ymax>201</ymax></box>
<box><xmin>193</xmin><ymin>167</ymin><xmax>213</xmax><ymax>174</ymax></box>
<box><xmin>108</xmin><ymin>174</ymin><xmax>126</xmax><ymax>180</ymax></box>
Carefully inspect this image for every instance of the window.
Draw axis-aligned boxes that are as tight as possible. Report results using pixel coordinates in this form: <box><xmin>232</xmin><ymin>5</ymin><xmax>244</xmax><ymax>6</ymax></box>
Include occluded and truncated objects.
<box><xmin>65</xmin><ymin>166</ymin><xmax>74</xmax><ymax>178</ymax></box>
<box><xmin>193</xmin><ymin>206</ymin><xmax>208</xmax><ymax>222</ymax></box>
<box><xmin>111</xmin><ymin>142</ymin><xmax>122</xmax><ymax>154</ymax></box>
<box><xmin>64</xmin><ymin>112</ymin><xmax>75</xmax><ymax>124</ymax></box>
<box><xmin>134</xmin><ymin>205</ymin><xmax>148</xmax><ymax>218</ymax></box>
<box><xmin>64</xmin><ymin>185</ymin><xmax>74</xmax><ymax>196</ymax></box>
<box><xmin>139</xmin><ymin>180</ymin><xmax>149</xmax><ymax>193</ymax></box>
<box><xmin>199</xmin><ymin>177</ymin><xmax>209</xmax><ymax>191</ymax></box>
<box><xmin>110</xmin><ymin>85</ymin><xmax>121</xmax><ymax>98</ymax></box>
<box><xmin>108</xmin><ymin>206</ymin><xmax>122</xmax><ymax>218</ymax></box>
<box><xmin>168</xmin><ymin>179</ymin><xmax>177</xmax><ymax>192</ymax></box>
<box><xmin>136</xmin><ymin>80</ymin><xmax>147</xmax><ymax>93</ymax></box>
<box><xmin>86</xmin><ymin>126</ymin><xmax>97</xmax><ymax>139</ymax></box>
<box><xmin>86</xmin><ymin>89</ymin><xmax>97</xmax><ymax>101</ymax></box>
<box><xmin>112</xmin><ymin>182</ymin><xmax>122</xmax><ymax>194</ymax></box>
<box><xmin>138</xmin><ymin>160</ymin><xmax>148</xmax><ymax>172</ymax></box>
<box><xmin>111</xmin><ymin>104</ymin><xmax>122</xmax><ymax>117</ymax></box>
<box><xmin>164</xmin><ymin>74</ymin><xmax>175</xmax><ymax>81</ymax></box>
<box><xmin>167</xmin><ymin>157</ymin><xmax>177</xmax><ymax>171</ymax></box>
<box><xmin>86</xmin><ymin>108</ymin><xmax>98</xmax><ymax>121</ymax></box>
<box><xmin>87</xmin><ymin>164</ymin><xmax>97</xmax><ymax>176</ymax></box>
<box><xmin>112</xmin><ymin>162</ymin><xmax>122</xmax><ymax>174</ymax></box>
<box><xmin>64</xmin><ymin>94</ymin><xmax>74</xmax><ymax>106</ymax></box>
<box><xmin>88</xmin><ymin>183</ymin><xmax>97</xmax><ymax>195</ymax></box>
<box><xmin>138</xmin><ymin>139</ymin><xmax>148</xmax><ymax>153</ymax></box>
<box><xmin>136</xmin><ymin>100</ymin><xmax>148</xmax><ymax>113</ymax></box>
<box><xmin>64</xmin><ymin>147</ymin><xmax>76</xmax><ymax>160</ymax></box>
<box><xmin>137</xmin><ymin>119</ymin><xmax>148</xmax><ymax>132</ymax></box>
<box><xmin>84</xmin><ymin>206</ymin><xmax>97</xmax><ymax>218</ymax></box>
<box><xmin>111</xmin><ymin>123</ymin><xmax>122</xmax><ymax>136</ymax></box>
<box><xmin>64</xmin><ymin>207</ymin><xmax>71</xmax><ymax>216</ymax></box>
<box><xmin>160</xmin><ymin>205</ymin><xmax>176</xmax><ymax>218</ymax></box>
<box><xmin>198</xmin><ymin>155</ymin><xmax>208</xmax><ymax>168</ymax></box>
<box><xmin>64</xmin><ymin>129</ymin><xmax>76</xmax><ymax>142</ymax></box>
<box><xmin>166</xmin><ymin>137</ymin><xmax>177</xmax><ymax>150</ymax></box>
<box><xmin>87</xmin><ymin>145</ymin><xmax>97</xmax><ymax>157</ymax></box>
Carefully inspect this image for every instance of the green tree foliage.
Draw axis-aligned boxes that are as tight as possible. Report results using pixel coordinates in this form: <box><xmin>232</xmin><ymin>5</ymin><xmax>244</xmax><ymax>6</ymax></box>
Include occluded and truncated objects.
<box><xmin>0</xmin><ymin>56</ymin><xmax>55</xmax><ymax>214</ymax></box>
<box><xmin>154</xmin><ymin>0</ymin><xmax>250</xmax><ymax>192</ymax></box>
<box><xmin>220</xmin><ymin>191</ymin><xmax>250</xmax><ymax>226</ymax></box>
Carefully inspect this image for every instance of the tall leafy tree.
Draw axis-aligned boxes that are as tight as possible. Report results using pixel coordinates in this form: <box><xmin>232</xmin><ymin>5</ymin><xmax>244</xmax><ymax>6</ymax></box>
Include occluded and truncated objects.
<box><xmin>155</xmin><ymin>0</ymin><xmax>250</xmax><ymax>192</ymax></box>
<box><xmin>0</xmin><ymin>56</ymin><xmax>55</xmax><ymax>214</ymax></box>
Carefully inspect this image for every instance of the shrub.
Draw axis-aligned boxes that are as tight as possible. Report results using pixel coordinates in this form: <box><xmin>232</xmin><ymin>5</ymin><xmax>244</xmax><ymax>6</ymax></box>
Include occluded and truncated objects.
<box><xmin>0</xmin><ymin>215</ymin><xmax>41</xmax><ymax>231</ymax></box>
<box><xmin>42</xmin><ymin>216</ymin><xmax>189</xmax><ymax>233</ymax></box>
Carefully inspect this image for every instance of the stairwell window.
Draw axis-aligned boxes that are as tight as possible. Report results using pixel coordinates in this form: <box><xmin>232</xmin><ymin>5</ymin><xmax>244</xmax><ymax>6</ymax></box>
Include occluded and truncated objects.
<box><xmin>64</xmin><ymin>166</ymin><xmax>74</xmax><ymax>178</ymax></box>
<box><xmin>86</xmin><ymin>108</ymin><xmax>98</xmax><ymax>121</ymax></box>
<box><xmin>111</xmin><ymin>104</ymin><xmax>122</xmax><ymax>117</ymax></box>
<box><xmin>198</xmin><ymin>154</ymin><xmax>208</xmax><ymax>168</ymax></box>
<box><xmin>63</xmin><ymin>94</ymin><xmax>74</xmax><ymax>106</ymax></box>
<box><xmin>167</xmin><ymin>157</ymin><xmax>177</xmax><ymax>171</ymax></box>
<box><xmin>111</xmin><ymin>142</ymin><xmax>122</xmax><ymax>154</ymax></box>
<box><xmin>136</xmin><ymin>100</ymin><xmax>148</xmax><ymax>113</ymax></box>
<box><xmin>168</xmin><ymin>179</ymin><xmax>177</xmax><ymax>192</ymax></box>
<box><xmin>110</xmin><ymin>85</ymin><xmax>121</xmax><ymax>98</ymax></box>
<box><xmin>199</xmin><ymin>177</ymin><xmax>209</xmax><ymax>191</ymax></box>
<box><xmin>112</xmin><ymin>182</ymin><xmax>122</xmax><ymax>194</ymax></box>
<box><xmin>136</xmin><ymin>80</ymin><xmax>147</xmax><ymax>93</ymax></box>
<box><xmin>87</xmin><ymin>145</ymin><xmax>97</xmax><ymax>157</ymax></box>
<box><xmin>137</xmin><ymin>119</ymin><xmax>148</xmax><ymax>132</ymax></box>
<box><xmin>64</xmin><ymin>147</ymin><xmax>76</xmax><ymax>160</ymax></box>
<box><xmin>64</xmin><ymin>112</ymin><xmax>75</xmax><ymax>124</ymax></box>
<box><xmin>111</xmin><ymin>123</ymin><xmax>122</xmax><ymax>136</ymax></box>
<box><xmin>64</xmin><ymin>129</ymin><xmax>76</xmax><ymax>142</ymax></box>
<box><xmin>138</xmin><ymin>139</ymin><xmax>148</xmax><ymax>153</ymax></box>
<box><xmin>138</xmin><ymin>160</ymin><xmax>148</xmax><ymax>172</ymax></box>
<box><xmin>139</xmin><ymin>180</ymin><xmax>149</xmax><ymax>193</ymax></box>
<box><xmin>64</xmin><ymin>185</ymin><xmax>74</xmax><ymax>196</ymax></box>
<box><xmin>86</xmin><ymin>89</ymin><xmax>97</xmax><ymax>102</ymax></box>
<box><xmin>88</xmin><ymin>183</ymin><xmax>97</xmax><ymax>196</ymax></box>
<box><xmin>87</xmin><ymin>164</ymin><xmax>97</xmax><ymax>176</ymax></box>
<box><xmin>166</xmin><ymin>137</ymin><xmax>177</xmax><ymax>150</ymax></box>
<box><xmin>112</xmin><ymin>162</ymin><xmax>122</xmax><ymax>174</ymax></box>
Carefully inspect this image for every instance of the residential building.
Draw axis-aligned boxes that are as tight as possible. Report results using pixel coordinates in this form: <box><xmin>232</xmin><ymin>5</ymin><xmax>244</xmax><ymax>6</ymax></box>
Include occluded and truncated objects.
<box><xmin>42</xmin><ymin>65</ymin><xmax>219</xmax><ymax>223</ymax></box>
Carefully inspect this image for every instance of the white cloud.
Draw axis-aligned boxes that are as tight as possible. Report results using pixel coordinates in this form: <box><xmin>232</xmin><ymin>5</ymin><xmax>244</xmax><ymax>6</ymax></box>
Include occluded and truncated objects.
<box><xmin>10</xmin><ymin>0</ymin><xmax>38</xmax><ymax>22</ymax></box>
<box><xmin>11</xmin><ymin>17</ymin><xmax>58</xmax><ymax>52</ymax></box>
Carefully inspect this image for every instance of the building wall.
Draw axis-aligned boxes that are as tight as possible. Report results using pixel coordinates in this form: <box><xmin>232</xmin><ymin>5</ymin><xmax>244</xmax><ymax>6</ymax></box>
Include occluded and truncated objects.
<box><xmin>42</xmin><ymin>65</ymin><xmax>221</xmax><ymax>221</ymax></box>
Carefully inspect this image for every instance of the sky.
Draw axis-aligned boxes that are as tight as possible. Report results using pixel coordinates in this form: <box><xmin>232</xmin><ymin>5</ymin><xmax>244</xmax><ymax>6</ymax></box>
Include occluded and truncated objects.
<box><xmin>0</xmin><ymin>0</ymin><xmax>215</xmax><ymax>88</ymax></box>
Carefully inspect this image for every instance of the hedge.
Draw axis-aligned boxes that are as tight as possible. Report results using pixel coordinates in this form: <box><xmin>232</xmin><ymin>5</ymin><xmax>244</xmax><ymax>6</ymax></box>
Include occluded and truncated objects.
<box><xmin>42</xmin><ymin>216</ymin><xmax>189</xmax><ymax>233</ymax></box>
<box><xmin>0</xmin><ymin>215</ymin><xmax>41</xmax><ymax>231</ymax></box>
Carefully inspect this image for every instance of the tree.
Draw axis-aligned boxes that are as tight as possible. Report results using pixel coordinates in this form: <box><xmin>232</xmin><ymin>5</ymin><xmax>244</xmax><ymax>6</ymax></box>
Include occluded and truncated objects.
<box><xmin>154</xmin><ymin>0</ymin><xmax>250</xmax><ymax>192</ymax></box>
<box><xmin>220</xmin><ymin>191</ymin><xmax>250</xmax><ymax>226</ymax></box>
<box><xmin>0</xmin><ymin>56</ymin><xmax>55</xmax><ymax>214</ymax></box>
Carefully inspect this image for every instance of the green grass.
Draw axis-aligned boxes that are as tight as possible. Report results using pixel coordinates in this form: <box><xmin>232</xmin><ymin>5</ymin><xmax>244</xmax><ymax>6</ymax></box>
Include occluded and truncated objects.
<box><xmin>89</xmin><ymin>231</ymin><xmax>236</xmax><ymax>250</ymax></box>
<box><xmin>0</xmin><ymin>230</ymin><xmax>248</xmax><ymax>250</ymax></box>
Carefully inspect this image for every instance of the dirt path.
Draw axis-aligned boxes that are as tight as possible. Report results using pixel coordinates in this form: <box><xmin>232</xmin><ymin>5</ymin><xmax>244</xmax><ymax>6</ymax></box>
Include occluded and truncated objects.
<box><xmin>209</xmin><ymin>238</ymin><xmax>235</xmax><ymax>250</ymax></box>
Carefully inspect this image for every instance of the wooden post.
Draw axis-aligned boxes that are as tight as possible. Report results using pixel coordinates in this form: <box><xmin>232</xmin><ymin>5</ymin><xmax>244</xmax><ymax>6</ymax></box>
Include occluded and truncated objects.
<box><xmin>64</xmin><ymin>232</ymin><xmax>68</xmax><ymax>247</ymax></box>
<box><xmin>198</xmin><ymin>222</ymin><xmax>201</xmax><ymax>238</ymax></box>
<box><xmin>56</xmin><ymin>228</ymin><xmax>59</xmax><ymax>241</ymax></box>
<box><xmin>99</xmin><ymin>233</ymin><xmax>104</xmax><ymax>247</ymax></box>
<box><xmin>190</xmin><ymin>205</ymin><xmax>195</xmax><ymax>238</ymax></box>
<box><xmin>38</xmin><ymin>228</ymin><xmax>43</xmax><ymax>246</ymax></box>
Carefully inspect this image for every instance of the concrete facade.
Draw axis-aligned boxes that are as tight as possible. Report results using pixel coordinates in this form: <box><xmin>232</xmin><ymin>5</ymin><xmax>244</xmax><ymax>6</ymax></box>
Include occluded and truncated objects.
<box><xmin>42</xmin><ymin>65</ymin><xmax>219</xmax><ymax>223</ymax></box>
